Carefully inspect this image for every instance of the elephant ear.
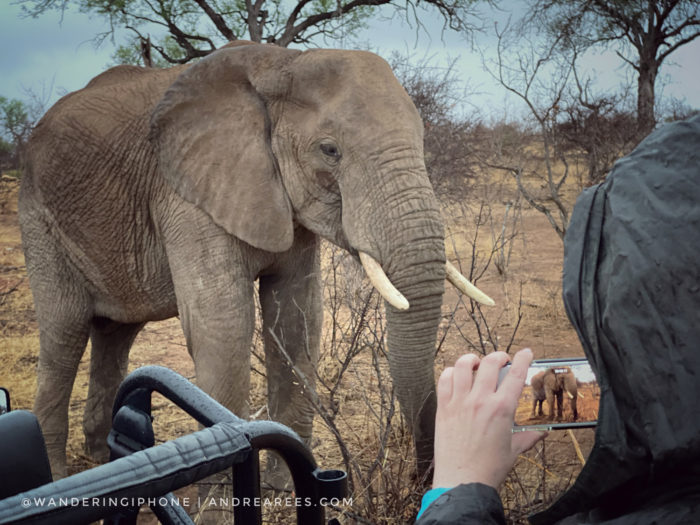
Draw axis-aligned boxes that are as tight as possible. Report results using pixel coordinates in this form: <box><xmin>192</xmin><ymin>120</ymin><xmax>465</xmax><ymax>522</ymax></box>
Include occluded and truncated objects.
<box><xmin>150</xmin><ymin>44</ymin><xmax>299</xmax><ymax>253</ymax></box>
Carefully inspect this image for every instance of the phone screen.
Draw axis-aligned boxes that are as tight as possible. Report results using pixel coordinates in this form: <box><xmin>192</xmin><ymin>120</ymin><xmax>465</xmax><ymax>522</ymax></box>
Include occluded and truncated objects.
<box><xmin>498</xmin><ymin>358</ymin><xmax>599</xmax><ymax>431</ymax></box>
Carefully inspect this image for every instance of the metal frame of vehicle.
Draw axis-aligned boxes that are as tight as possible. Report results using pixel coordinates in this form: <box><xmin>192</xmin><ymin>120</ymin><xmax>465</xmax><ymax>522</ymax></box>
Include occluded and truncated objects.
<box><xmin>0</xmin><ymin>365</ymin><xmax>346</xmax><ymax>525</ymax></box>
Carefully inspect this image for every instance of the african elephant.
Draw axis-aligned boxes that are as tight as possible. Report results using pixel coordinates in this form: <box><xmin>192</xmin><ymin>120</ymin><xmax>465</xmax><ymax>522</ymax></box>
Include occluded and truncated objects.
<box><xmin>19</xmin><ymin>41</ymin><xmax>492</xmax><ymax>480</ymax></box>
<box><xmin>532</xmin><ymin>367</ymin><xmax>578</xmax><ymax>421</ymax></box>
<box><xmin>530</xmin><ymin>370</ymin><xmax>546</xmax><ymax>418</ymax></box>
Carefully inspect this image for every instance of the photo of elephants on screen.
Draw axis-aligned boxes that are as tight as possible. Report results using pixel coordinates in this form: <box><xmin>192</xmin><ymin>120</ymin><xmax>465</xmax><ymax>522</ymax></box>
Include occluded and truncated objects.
<box><xmin>515</xmin><ymin>363</ymin><xmax>600</xmax><ymax>426</ymax></box>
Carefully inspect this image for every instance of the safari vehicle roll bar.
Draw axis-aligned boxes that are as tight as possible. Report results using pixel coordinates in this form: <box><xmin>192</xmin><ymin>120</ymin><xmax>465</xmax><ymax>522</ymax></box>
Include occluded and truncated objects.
<box><xmin>0</xmin><ymin>365</ymin><xmax>347</xmax><ymax>525</ymax></box>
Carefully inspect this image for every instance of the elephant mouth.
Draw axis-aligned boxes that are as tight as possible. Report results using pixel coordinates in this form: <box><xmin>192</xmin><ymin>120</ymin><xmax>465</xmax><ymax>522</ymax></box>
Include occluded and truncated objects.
<box><xmin>357</xmin><ymin>250</ymin><xmax>495</xmax><ymax>310</ymax></box>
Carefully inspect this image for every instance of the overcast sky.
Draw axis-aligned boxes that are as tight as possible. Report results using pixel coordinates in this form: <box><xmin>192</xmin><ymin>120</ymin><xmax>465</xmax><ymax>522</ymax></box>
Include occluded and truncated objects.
<box><xmin>1</xmin><ymin>1</ymin><xmax>698</xmax><ymax>120</ymax></box>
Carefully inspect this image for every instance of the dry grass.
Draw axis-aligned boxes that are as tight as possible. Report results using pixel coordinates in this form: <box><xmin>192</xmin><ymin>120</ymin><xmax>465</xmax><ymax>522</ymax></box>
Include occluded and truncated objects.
<box><xmin>0</xmin><ymin>168</ymin><xmax>594</xmax><ymax>523</ymax></box>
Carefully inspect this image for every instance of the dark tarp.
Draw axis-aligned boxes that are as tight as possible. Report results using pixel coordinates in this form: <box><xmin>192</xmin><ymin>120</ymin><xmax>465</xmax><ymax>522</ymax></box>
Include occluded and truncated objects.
<box><xmin>530</xmin><ymin>114</ymin><xmax>700</xmax><ymax>523</ymax></box>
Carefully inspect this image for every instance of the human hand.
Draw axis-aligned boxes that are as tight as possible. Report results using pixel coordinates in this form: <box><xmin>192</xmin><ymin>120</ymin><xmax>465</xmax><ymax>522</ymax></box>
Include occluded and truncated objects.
<box><xmin>432</xmin><ymin>348</ymin><xmax>546</xmax><ymax>490</ymax></box>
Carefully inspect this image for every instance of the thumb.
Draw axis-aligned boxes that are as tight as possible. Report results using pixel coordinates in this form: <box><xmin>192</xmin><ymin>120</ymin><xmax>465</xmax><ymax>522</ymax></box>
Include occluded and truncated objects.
<box><xmin>512</xmin><ymin>430</ymin><xmax>547</xmax><ymax>456</ymax></box>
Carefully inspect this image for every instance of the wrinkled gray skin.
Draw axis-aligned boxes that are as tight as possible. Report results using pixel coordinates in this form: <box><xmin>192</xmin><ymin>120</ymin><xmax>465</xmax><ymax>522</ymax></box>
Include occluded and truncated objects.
<box><xmin>19</xmin><ymin>42</ymin><xmax>447</xmax><ymax>479</ymax></box>
<box><xmin>531</xmin><ymin>368</ymin><xmax>578</xmax><ymax>421</ymax></box>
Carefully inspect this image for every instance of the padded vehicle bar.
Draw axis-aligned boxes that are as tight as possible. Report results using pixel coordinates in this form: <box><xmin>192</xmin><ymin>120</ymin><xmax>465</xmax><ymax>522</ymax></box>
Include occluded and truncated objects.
<box><xmin>0</xmin><ymin>422</ymin><xmax>250</xmax><ymax>524</ymax></box>
<box><xmin>0</xmin><ymin>366</ymin><xmax>346</xmax><ymax>524</ymax></box>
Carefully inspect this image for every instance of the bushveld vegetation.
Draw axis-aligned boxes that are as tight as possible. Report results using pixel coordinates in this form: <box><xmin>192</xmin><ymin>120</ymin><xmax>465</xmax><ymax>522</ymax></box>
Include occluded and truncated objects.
<box><xmin>0</xmin><ymin>81</ymin><xmax>652</xmax><ymax>523</ymax></box>
<box><xmin>0</xmin><ymin>64</ymin><xmax>696</xmax><ymax>525</ymax></box>
<box><xmin>2</xmin><ymin>1</ymin><xmax>699</xmax><ymax>523</ymax></box>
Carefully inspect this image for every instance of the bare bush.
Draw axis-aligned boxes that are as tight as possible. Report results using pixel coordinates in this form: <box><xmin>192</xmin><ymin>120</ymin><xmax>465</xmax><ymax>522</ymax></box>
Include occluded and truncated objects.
<box><xmin>481</xmin><ymin>22</ymin><xmax>636</xmax><ymax>241</ymax></box>
<box><xmin>261</xmin><ymin>214</ymin><xmax>527</xmax><ymax>521</ymax></box>
<box><xmin>658</xmin><ymin>96</ymin><xmax>700</xmax><ymax>124</ymax></box>
<box><xmin>268</xmin><ymin>245</ymin><xmax>425</xmax><ymax>523</ymax></box>
<box><xmin>1</xmin><ymin>83</ymin><xmax>53</xmax><ymax>174</ymax></box>
<box><xmin>444</xmin><ymin>201</ymin><xmax>523</xmax><ymax>355</ymax></box>
<box><xmin>489</xmin><ymin>196</ymin><xmax>522</xmax><ymax>278</ymax></box>
<box><xmin>500</xmin><ymin>429</ymin><xmax>594</xmax><ymax>524</ymax></box>
<box><xmin>390</xmin><ymin>53</ymin><xmax>481</xmax><ymax>201</ymax></box>
<box><xmin>555</xmin><ymin>76</ymin><xmax>637</xmax><ymax>186</ymax></box>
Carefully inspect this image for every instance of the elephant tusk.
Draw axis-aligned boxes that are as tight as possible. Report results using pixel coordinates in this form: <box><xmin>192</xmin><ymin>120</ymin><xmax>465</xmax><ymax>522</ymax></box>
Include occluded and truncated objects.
<box><xmin>578</xmin><ymin>392</ymin><xmax>585</xmax><ymax>399</ymax></box>
<box><xmin>567</xmin><ymin>392</ymin><xmax>575</xmax><ymax>399</ymax></box>
<box><xmin>445</xmin><ymin>261</ymin><xmax>496</xmax><ymax>306</ymax></box>
<box><xmin>359</xmin><ymin>252</ymin><xmax>409</xmax><ymax>311</ymax></box>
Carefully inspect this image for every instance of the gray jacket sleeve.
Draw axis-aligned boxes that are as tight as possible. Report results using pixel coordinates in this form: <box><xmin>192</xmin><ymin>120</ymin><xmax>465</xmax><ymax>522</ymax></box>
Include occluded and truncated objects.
<box><xmin>416</xmin><ymin>483</ymin><xmax>506</xmax><ymax>524</ymax></box>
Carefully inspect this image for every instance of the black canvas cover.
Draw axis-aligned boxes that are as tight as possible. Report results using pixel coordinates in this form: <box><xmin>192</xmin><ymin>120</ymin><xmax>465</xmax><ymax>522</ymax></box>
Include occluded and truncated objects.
<box><xmin>530</xmin><ymin>114</ymin><xmax>700</xmax><ymax>523</ymax></box>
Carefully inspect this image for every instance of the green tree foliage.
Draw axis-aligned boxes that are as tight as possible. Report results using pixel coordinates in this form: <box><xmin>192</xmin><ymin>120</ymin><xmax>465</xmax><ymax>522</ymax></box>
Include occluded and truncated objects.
<box><xmin>530</xmin><ymin>0</ymin><xmax>700</xmax><ymax>137</ymax></box>
<box><xmin>0</xmin><ymin>96</ymin><xmax>33</xmax><ymax>172</ymax></box>
<box><xmin>0</xmin><ymin>97</ymin><xmax>31</xmax><ymax>144</ymax></box>
<box><xmin>20</xmin><ymin>0</ymin><xmax>483</xmax><ymax>66</ymax></box>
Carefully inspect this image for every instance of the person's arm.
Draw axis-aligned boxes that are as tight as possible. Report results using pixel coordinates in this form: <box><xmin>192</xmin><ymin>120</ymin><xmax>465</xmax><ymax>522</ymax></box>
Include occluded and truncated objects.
<box><xmin>416</xmin><ymin>483</ymin><xmax>506</xmax><ymax>524</ymax></box>
<box><xmin>416</xmin><ymin>349</ymin><xmax>545</xmax><ymax>523</ymax></box>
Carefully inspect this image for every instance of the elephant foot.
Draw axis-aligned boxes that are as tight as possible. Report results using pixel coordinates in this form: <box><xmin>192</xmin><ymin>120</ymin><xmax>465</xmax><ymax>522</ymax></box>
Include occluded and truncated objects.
<box><xmin>194</xmin><ymin>471</ymin><xmax>235</xmax><ymax>524</ymax></box>
<box><xmin>262</xmin><ymin>452</ymin><xmax>294</xmax><ymax>494</ymax></box>
<box><xmin>45</xmin><ymin>445</ymin><xmax>69</xmax><ymax>481</ymax></box>
<box><xmin>50</xmin><ymin>464</ymin><xmax>68</xmax><ymax>481</ymax></box>
<box><xmin>84</xmin><ymin>439</ymin><xmax>110</xmax><ymax>464</ymax></box>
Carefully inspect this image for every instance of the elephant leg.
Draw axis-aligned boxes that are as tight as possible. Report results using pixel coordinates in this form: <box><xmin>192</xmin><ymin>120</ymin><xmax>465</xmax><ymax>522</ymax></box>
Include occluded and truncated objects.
<box><xmin>178</xmin><ymin>284</ymin><xmax>255</xmax><ymax>420</ymax></box>
<box><xmin>182</xmin><ymin>291</ymin><xmax>254</xmax><ymax>522</ymax></box>
<box><xmin>571</xmin><ymin>396</ymin><xmax>578</xmax><ymax>421</ymax></box>
<box><xmin>34</xmin><ymin>322</ymin><xmax>90</xmax><ymax>479</ymax></box>
<box><xmin>556</xmin><ymin>391</ymin><xmax>564</xmax><ymax>419</ymax></box>
<box><xmin>23</xmin><ymin>229</ymin><xmax>92</xmax><ymax>479</ymax></box>
<box><xmin>164</xmin><ymin>206</ymin><xmax>257</xmax><ymax>418</ymax></box>
<box><xmin>83</xmin><ymin>319</ymin><xmax>144</xmax><ymax>462</ymax></box>
<box><xmin>533</xmin><ymin>398</ymin><xmax>543</xmax><ymax>417</ymax></box>
<box><xmin>173</xmin><ymin>265</ymin><xmax>255</xmax><ymax>520</ymax></box>
<box><xmin>546</xmin><ymin>390</ymin><xmax>555</xmax><ymax>420</ymax></box>
<box><xmin>163</xmin><ymin>207</ymin><xmax>259</xmax><ymax>520</ymax></box>
<box><xmin>259</xmin><ymin>270</ymin><xmax>321</xmax><ymax>439</ymax></box>
<box><xmin>259</xmin><ymin>238</ymin><xmax>321</xmax><ymax>489</ymax></box>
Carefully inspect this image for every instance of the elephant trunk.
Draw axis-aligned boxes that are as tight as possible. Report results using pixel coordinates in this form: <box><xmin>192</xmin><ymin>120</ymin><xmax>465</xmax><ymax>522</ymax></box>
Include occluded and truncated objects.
<box><xmin>384</xmin><ymin>250</ymin><xmax>445</xmax><ymax>475</ymax></box>
<box><xmin>342</xmin><ymin>143</ymin><xmax>487</xmax><ymax>475</ymax></box>
<box><xmin>373</xmin><ymin>174</ymin><xmax>446</xmax><ymax>474</ymax></box>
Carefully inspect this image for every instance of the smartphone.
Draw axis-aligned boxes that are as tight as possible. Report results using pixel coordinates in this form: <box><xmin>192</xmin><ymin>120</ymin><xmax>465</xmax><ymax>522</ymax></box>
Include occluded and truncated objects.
<box><xmin>498</xmin><ymin>358</ymin><xmax>598</xmax><ymax>431</ymax></box>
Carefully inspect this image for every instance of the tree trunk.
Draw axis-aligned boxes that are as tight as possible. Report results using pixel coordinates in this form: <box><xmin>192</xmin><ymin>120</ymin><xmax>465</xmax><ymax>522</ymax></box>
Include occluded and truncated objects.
<box><xmin>636</xmin><ymin>53</ymin><xmax>658</xmax><ymax>139</ymax></box>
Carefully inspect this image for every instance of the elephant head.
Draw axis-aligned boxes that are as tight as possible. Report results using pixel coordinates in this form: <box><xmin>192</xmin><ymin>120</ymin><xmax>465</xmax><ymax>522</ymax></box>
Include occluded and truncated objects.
<box><xmin>149</xmin><ymin>43</ymin><xmax>492</xmax><ymax>472</ymax></box>
<box><xmin>542</xmin><ymin>367</ymin><xmax>579</xmax><ymax>421</ymax></box>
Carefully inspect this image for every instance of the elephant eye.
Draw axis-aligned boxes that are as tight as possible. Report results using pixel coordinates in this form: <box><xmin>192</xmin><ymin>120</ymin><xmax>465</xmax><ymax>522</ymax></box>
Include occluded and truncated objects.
<box><xmin>319</xmin><ymin>142</ymin><xmax>341</xmax><ymax>160</ymax></box>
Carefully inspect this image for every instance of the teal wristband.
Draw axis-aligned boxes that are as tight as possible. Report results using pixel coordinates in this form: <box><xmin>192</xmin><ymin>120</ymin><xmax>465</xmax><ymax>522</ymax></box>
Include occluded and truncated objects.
<box><xmin>416</xmin><ymin>487</ymin><xmax>450</xmax><ymax>520</ymax></box>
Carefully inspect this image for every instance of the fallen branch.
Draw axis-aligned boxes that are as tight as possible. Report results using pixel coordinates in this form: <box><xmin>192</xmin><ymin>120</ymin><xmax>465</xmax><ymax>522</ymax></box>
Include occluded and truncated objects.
<box><xmin>567</xmin><ymin>429</ymin><xmax>586</xmax><ymax>466</ymax></box>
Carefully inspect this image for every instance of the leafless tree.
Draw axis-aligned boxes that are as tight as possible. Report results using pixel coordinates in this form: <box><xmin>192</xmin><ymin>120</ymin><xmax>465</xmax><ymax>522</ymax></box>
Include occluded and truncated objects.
<box><xmin>21</xmin><ymin>0</ymin><xmax>489</xmax><ymax>65</ymax></box>
<box><xmin>480</xmin><ymin>21</ymin><xmax>639</xmax><ymax>240</ymax></box>
<box><xmin>529</xmin><ymin>0</ymin><xmax>700</xmax><ymax>138</ymax></box>
<box><xmin>555</xmin><ymin>74</ymin><xmax>637</xmax><ymax>186</ymax></box>
<box><xmin>482</xmin><ymin>23</ymin><xmax>577</xmax><ymax>240</ymax></box>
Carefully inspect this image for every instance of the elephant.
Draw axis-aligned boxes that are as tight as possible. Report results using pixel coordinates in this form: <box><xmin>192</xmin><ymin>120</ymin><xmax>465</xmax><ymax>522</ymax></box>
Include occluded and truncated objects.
<box><xmin>530</xmin><ymin>370</ymin><xmax>546</xmax><ymax>418</ymax></box>
<box><xmin>18</xmin><ymin>41</ymin><xmax>493</xmax><ymax>481</ymax></box>
<box><xmin>530</xmin><ymin>367</ymin><xmax>578</xmax><ymax>421</ymax></box>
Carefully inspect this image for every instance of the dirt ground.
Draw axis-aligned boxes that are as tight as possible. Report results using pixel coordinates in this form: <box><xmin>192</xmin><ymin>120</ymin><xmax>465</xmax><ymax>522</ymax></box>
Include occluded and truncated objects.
<box><xmin>0</xmin><ymin>172</ymin><xmax>595</xmax><ymax>523</ymax></box>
